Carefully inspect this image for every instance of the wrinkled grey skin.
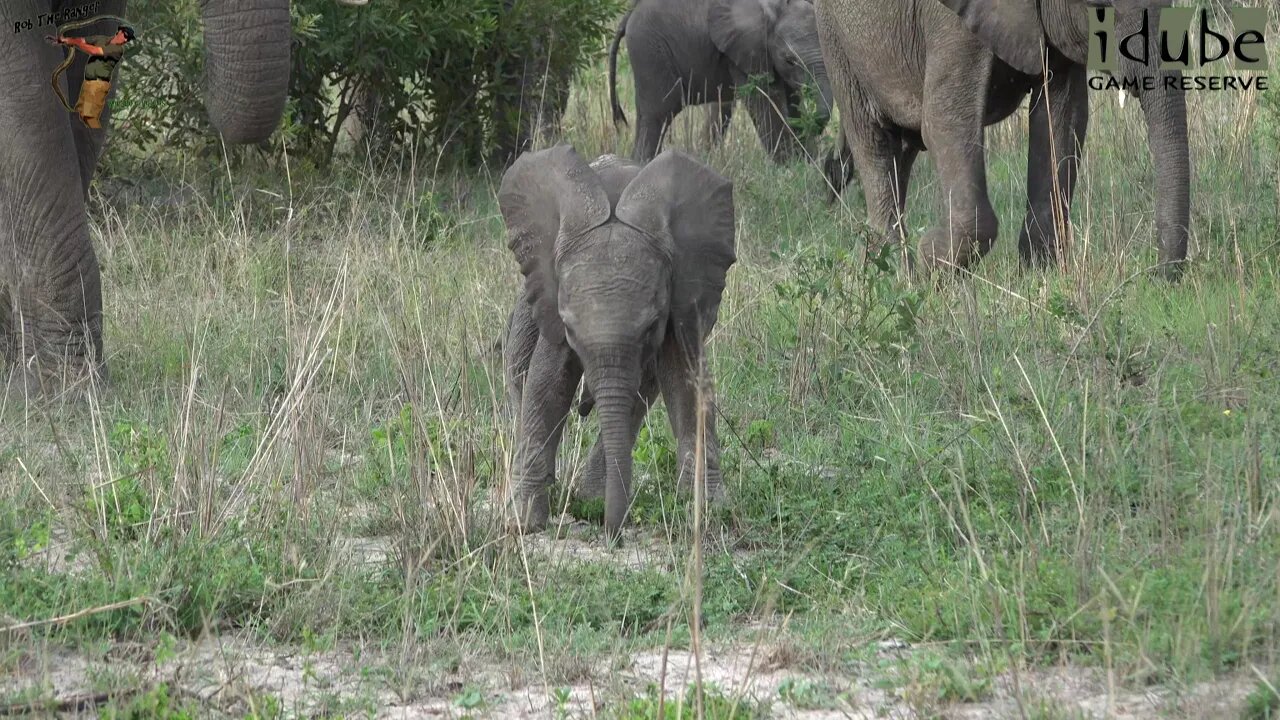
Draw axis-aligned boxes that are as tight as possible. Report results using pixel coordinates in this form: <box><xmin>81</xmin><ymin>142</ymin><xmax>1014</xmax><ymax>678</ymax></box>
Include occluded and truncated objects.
<box><xmin>501</xmin><ymin>147</ymin><xmax>737</xmax><ymax>542</ymax></box>
<box><xmin>817</xmin><ymin>0</ymin><xmax>1190</xmax><ymax>278</ymax></box>
<box><xmin>609</xmin><ymin>0</ymin><xmax>834</xmax><ymax>163</ymax></box>
<box><xmin>1</xmin><ymin>0</ymin><xmax>291</xmax><ymax>395</ymax></box>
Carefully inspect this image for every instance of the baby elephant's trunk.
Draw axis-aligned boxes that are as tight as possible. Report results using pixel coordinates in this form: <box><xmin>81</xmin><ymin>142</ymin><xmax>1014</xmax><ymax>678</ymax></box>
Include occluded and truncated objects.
<box><xmin>586</xmin><ymin>346</ymin><xmax>642</xmax><ymax>542</ymax></box>
<box><xmin>597</xmin><ymin>396</ymin><xmax>636</xmax><ymax>542</ymax></box>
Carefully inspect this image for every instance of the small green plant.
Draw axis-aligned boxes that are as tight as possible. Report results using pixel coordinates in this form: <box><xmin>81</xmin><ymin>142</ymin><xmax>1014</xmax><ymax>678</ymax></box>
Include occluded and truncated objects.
<box><xmin>243</xmin><ymin>692</ymin><xmax>284</xmax><ymax>720</ymax></box>
<box><xmin>786</xmin><ymin>82</ymin><xmax>828</xmax><ymax>145</ymax></box>
<box><xmin>362</xmin><ymin>404</ymin><xmax>430</xmax><ymax>496</ymax></box>
<box><xmin>1025</xmin><ymin>698</ymin><xmax>1090</xmax><ymax>720</ymax></box>
<box><xmin>744</xmin><ymin>419</ymin><xmax>776</xmax><ymax>453</ymax></box>
<box><xmin>454</xmin><ymin>686</ymin><xmax>486</xmax><ymax>716</ymax></box>
<box><xmin>633</xmin><ymin>424</ymin><xmax>678</xmax><ymax>476</ymax></box>
<box><xmin>615</xmin><ymin>683</ymin><xmax>765</xmax><ymax>720</ymax></box>
<box><xmin>409</xmin><ymin>191</ymin><xmax>453</xmax><ymax>248</ymax></box>
<box><xmin>773</xmin><ymin>239</ymin><xmax>923</xmax><ymax>365</ymax></box>
<box><xmin>776</xmin><ymin>678</ymin><xmax>837</xmax><ymax>709</ymax></box>
<box><xmin>1242</xmin><ymin>674</ymin><xmax>1280</xmax><ymax>720</ymax></box>
<box><xmin>551</xmin><ymin>687</ymin><xmax>574</xmax><ymax>719</ymax></box>
<box><xmin>887</xmin><ymin>652</ymin><xmax>992</xmax><ymax>715</ymax></box>
<box><xmin>80</xmin><ymin>421</ymin><xmax>171</xmax><ymax>543</ymax></box>
<box><xmin>100</xmin><ymin>684</ymin><xmax>198</xmax><ymax>720</ymax></box>
<box><xmin>0</xmin><ymin>509</ymin><xmax>50</xmax><ymax>571</ymax></box>
<box><xmin>1045</xmin><ymin>290</ymin><xmax>1086</xmax><ymax>328</ymax></box>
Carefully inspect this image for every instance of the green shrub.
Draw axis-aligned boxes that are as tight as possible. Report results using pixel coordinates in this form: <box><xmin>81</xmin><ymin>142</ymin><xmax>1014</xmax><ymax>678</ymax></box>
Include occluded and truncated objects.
<box><xmin>109</xmin><ymin>3</ymin><xmax>210</xmax><ymax>160</ymax></box>
<box><xmin>109</xmin><ymin>0</ymin><xmax>623</xmax><ymax>167</ymax></box>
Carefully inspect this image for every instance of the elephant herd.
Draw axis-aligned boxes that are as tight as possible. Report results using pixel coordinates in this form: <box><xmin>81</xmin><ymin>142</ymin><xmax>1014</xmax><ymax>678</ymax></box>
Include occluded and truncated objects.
<box><xmin>1</xmin><ymin>0</ymin><xmax>1191</xmax><ymax>543</ymax></box>
<box><xmin>607</xmin><ymin>0</ymin><xmax>1188</xmax><ymax>276</ymax></box>
<box><xmin>511</xmin><ymin>0</ymin><xmax>1191</xmax><ymax>541</ymax></box>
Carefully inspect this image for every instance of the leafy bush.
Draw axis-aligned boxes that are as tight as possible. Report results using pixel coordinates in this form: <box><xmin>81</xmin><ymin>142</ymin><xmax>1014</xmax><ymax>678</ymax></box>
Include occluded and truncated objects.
<box><xmin>109</xmin><ymin>3</ymin><xmax>210</xmax><ymax>161</ymax></box>
<box><xmin>773</xmin><ymin>240</ymin><xmax>923</xmax><ymax>363</ymax></box>
<box><xmin>109</xmin><ymin>0</ymin><xmax>623</xmax><ymax>166</ymax></box>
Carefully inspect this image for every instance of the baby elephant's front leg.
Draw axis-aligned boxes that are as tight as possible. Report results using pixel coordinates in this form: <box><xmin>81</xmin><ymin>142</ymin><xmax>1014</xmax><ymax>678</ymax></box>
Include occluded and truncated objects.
<box><xmin>659</xmin><ymin>344</ymin><xmax>725</xmax><ymax>504</ymax></box>
<box><xmin>510</xmin><ymin>335</ymin><xmax>581</xmax><ymax>533</ymax></box>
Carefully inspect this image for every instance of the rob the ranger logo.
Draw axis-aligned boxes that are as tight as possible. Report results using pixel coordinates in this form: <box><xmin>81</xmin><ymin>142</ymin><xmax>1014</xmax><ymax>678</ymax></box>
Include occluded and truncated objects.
<box><xmin>1088</xmin><ymin>6</ymin><xmax>1270</xmax><ymax>92</ymax></box>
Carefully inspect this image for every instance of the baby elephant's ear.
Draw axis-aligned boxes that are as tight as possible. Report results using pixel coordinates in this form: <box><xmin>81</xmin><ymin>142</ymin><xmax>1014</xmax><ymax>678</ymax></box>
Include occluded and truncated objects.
<box><xmin>499</xmin><ymin>145</ymin><xmax>612</xmax><ymax>344</ymax></box>
<box><xmin>615</xmin><ymin>150</ymin><xmax>737</xmax><ymax>355</ymax></box>
<box><xmin>708</xmin><ymin>0</ymin><xmax>785</xmax><ymax>77</ymax></box>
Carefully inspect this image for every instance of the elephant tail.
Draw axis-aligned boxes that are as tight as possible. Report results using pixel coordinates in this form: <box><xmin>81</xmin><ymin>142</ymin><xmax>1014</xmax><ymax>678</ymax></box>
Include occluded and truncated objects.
<box><xmin>609</xmin><ymin>10</ymin><xmax>630</xmax><ymax>127</ymax></box>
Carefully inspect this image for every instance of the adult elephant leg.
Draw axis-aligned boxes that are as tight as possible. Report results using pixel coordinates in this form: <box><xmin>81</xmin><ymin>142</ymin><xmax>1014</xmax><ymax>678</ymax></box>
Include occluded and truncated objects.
<box><xmin>744</xmin><ymin>83</ymin><xmax>800</xmax><ymax>162</ymax></box>
<box><xmin>894</xmin><ymin>143</ymin><xmax>918</xmax><ymax>219</ymax></box>
<box><xmin>658</xmin><ymin>340</ymin><xmax>724</xmax><ymax>504</ymax></box>
<box><xmin>632</xmin><ymin>110</ymin><xmax>673</xmax><ymax>163</ymax></box>
<box><xmin>918</xmin><ymin>53</ymin><xmax>998</xmax><ymax>272</ymax></box>
<box><xmin>0</xmin><ymin>287</ymin><xmax>11</xmax><ymax>368</ymax></box>
<box><xmin>510</xmin><ymin>335</ymin><xmax>581</xmax><ymax>533</ymax></box>
<box><xmin>1019</xmin><ymin>61</ymin><xmax>1088</xmax><ymax>269</ymax></box>
<box><xmin>704</xmin><ymin>100</ymin><xmax>734</xmax><ymax>151</ymax></box>
<box><xmin>1</xmin><ymin>25</ymin><xmax>104</xmax><ymax>391</ymax></box>
<box><xmin>845</xmin><ymin>114</ymin><xmax>913</xmax><ymax>263</ymax></box>
<box><xmin>823</xmin><ymin>129</ymin><xmax>856</xmax><ymax>203</ymax></box>
<box><xmin>630</xmin><ymin>66</ymin><xmax>681</xmax><ymax>162</ymax></box>
<box><xmin>577</xmin><ymin>370</ymin><xmax>658</xmax><ymax>503</ymax></box>
<box><xmin>503</xmin><ymin>292</ymin><xmax>539</xmax><ymax>419</ymax></box>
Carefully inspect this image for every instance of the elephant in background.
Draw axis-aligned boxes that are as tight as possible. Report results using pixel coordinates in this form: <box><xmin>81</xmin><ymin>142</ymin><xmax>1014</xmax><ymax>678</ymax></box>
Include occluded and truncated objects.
<box><xmin>815</xmin><ymin>0</ymin><xmax>1190</xmax><ymax>277</ymax></box>
<box><xmin>501</xmin><ymin>146</ymin><xmax>736</xmax><ymax>542</ymax></box>
<box><xmin>608</xmin><ymin>0</ymin><xmax>833</xmax><ymax>162</ymax></box>
<box><xmin>1</xmin><ymin>0</ymin><xmax>292</xmax><ymax>394</ymax></box>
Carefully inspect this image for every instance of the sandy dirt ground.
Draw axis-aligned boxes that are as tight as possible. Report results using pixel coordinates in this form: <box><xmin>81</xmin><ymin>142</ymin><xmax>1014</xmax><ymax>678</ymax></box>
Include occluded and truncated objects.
<box><xmin>3</xmin><ymin>522</ymin><xmax>1268</xmax><ymax>718</ymax></box>
<box><xmin>2</xmin><ymin>632</ymin><xmax>1263</xmax><ymax>718</ymax></box>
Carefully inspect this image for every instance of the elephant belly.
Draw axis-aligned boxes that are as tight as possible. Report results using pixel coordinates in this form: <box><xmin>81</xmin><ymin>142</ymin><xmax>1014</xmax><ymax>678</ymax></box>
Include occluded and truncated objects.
<box><xmin>682</xmin><ymin>70</ymin><xmax>736</xmax><ymax>108</ymax></box>
<box><xmin>982</xmin><ymin>61</ymin><xmax>1035</xmax><ymax>127</ymax></box>
<box><xmin>824</xmin><ymin>5</ymin><xmax>926</xmax><ymax>129</ymax></box>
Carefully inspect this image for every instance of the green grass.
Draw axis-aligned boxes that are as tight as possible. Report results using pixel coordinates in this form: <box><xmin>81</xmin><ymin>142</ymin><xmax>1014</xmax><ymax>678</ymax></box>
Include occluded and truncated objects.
<box><xmin>3</xmin><ymin>30</ymin><xmax>1280</xmax><ymax>717</ymax></box>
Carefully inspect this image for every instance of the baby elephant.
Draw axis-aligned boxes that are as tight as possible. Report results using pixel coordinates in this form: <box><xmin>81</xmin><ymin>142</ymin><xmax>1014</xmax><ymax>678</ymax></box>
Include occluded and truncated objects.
<box><xmin>609</xmin><ymin>0</ymin><xmax>833</xmax><ymax>162</ymax></box>
<box><xmin>501</xmin><ymin>146</ymin><xmax>737</xmax><ymax>541</ymax></box>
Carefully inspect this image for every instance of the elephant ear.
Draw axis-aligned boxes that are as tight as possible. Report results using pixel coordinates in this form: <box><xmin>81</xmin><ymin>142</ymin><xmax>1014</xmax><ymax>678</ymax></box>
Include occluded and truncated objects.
<box><xmin>708</xmin><ymin>0</ymin><xmax>784</xmax><ymax>76</ymax></box>
<box><xmin>590</xmin><ymin>154</ymin><xmax>643</xmax><ymax>207</ymax></box>
<box><xmin>936</xmin><ymin>0</ymin><xmax>1046</xmax><ymax>76</ymax></box>
<box><xmin>615</xmin><ymin>150</ymin><xmax>737</xmax><ymax>355</ymax></box>
<box><xmin>499</xmin><ymin>145</ymin><xmax>612</xmax><ymax>344</ymax></box>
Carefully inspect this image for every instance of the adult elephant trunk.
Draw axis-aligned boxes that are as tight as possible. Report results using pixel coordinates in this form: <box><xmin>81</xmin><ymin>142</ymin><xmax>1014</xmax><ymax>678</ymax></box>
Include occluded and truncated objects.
<box><xmin>1117</xmin><ymin>12</ymin><xmax>1191</xmax><ymax>280</ymax></box>
<box><xmin>199</xmin><ymin>0</ymin><xmax>292</xmax><ymax>144</ymax></box>
<box><xmin>587</xmin><ymin>347</ymin><xmax>642</xmax><ymax>542</ymax></box>
<box><xmin>1135</xmin><ymin>79</ymin><xmax>1190</xmax><ymax>280</ymax></box>
<box><xmin>811</xmin><ymin>60</ymin><xmax>834</xmax><ymax>127</ymax></box>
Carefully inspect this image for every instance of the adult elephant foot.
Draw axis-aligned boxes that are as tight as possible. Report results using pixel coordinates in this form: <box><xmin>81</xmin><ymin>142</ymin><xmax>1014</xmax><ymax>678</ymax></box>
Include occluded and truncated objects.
<box><xmin>673</xmin><ymin>445</ymin><xmax>726</xmax><ymax>503</ymax></box>
<box><xmin>859</xmin><ymin>225</ymin><xmax>917</xmax><ymax>278</ymax></box>
<box><xmin>576</xmin><ymin>444</ymin><xmax>608</xmax><ymax>503</ymax></box>
<box><xmin>509</xmin><ymin>484</ymin><xmax>551</xmax><ymax>535</ymax></box>
<box><xmin>1018</xmin><ymin>225</ymin><xmax>1064</xmax><ymax>271</ymax></box>
<box><xmin>0</xmin><ymin>262</ymin><xmax>107</xmax><ymax>400</ymax></box>
<box><xmin>918</xmin><ymin>227</ymin><xmax>994</xmax><ymax>274</ymax></box>
<box><xmin>2</xmin><ymin>350</ymin><xmax>107</xmax><ymax>405</ymax></box>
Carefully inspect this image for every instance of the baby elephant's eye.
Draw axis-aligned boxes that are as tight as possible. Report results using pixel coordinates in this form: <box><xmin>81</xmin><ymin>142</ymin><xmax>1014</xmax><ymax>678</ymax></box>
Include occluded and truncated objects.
<box><xmin>786</xmin><ymin>56</ymin><xmax>801</xmax><ymax>67</ymax></box>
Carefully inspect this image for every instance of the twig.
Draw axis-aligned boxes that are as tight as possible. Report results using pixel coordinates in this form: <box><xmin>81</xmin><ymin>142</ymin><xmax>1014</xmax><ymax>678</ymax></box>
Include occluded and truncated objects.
<box><xmin>0</xmin><ymin>691</ymin><xmax>117</xmax><ymax>716</ymax></box>
<box><xmin>1250</xmin><ymin>665</ymin><xmax>1279</xmax><ymax>700</ymax></box>
<box><xmin>0</xmin><ymin>596</ymin><xmax>152</xmax><ymax>634</ymax></box>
